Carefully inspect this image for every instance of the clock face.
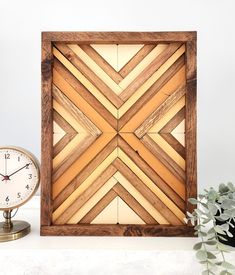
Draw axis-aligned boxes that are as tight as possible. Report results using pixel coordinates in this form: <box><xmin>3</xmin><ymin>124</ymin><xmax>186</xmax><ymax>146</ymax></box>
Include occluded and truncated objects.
<box><xmin>0</xmin><ymin>147</ymin><xmax>40</xmax><ymax>210</ymax></box>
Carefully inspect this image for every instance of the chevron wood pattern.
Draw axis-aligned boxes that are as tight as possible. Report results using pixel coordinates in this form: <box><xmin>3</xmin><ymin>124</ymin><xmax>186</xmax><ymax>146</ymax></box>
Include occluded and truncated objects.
<box><xmin>41</xmin><ymin>32</ymin><xmax>197</xmax><ymax>236</ymax></box>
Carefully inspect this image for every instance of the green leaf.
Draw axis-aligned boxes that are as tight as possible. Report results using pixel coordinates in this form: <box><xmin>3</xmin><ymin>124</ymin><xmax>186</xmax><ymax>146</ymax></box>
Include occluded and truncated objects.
<box><xmin>220</xmin><ymin>271</ymin><xmax>232</xmax><ymax>275</ymax></box>
<box><xmin>202</xmin><ymin>270</ymin><xmax>210</xmax><ymax>275</ymax></box>
<box><xmin>205</xmin><ymin>240</ymin><xmax>217</xmax><ymax>245</ymax></box>
<box><xmin>186</xmin><ymin>211</ymin><xmax>193</xmax><ymax>218</ymax></box>
<box><xmin>193</xmin><ymin>242</ymin><xmax>203</xmax><ymax>250</ymax></box>
<box><xmin>222</xmin><ymin>199</ymin><xmax>235</xmax><ymax>210</ymax></box>
<box><xmin>202</xmin><ymin>218</ymin><xmax>212</xmax><ymax>224</ymax></box>
<box><xmin>206</xmin><ymin>252</ymin><xmax>216</xmax><ymax>259</ymax></box>
<box><xmin>196</xmin><ymin>250</ymin><xmax>207</xmax><ymax>261</ymax></box>
<box><xmin>215</xmin><ymin>225</ymin><xmax>227</xmax><ymax>235</ymax></box>
<box><xmin>208</xmin><ymin>228</ymin><xmax>215</xmax><ymax>235</ymax></box>
<box><xmin>220</xmin><ymin>223</ymin><xmax>229</xmax><ymax>231</ymax></box>
<box><xmin>219</xmin><ymin>214</ymin><xmax>230</xmax><ymax>221</ymax></box>
<box><xmin>218</xmin><ymin>235</ymin><xmax>228</xmax><ymax>241</ymax></box>
<box><xmin>188</xmin><ymin>198</ymin><xmax>198</xmax><ymax>205</ymax></box>
<box><xmin>227</xmin><ymin>231</ymin><xmax>233</xmax><ymax>238</ymax></box>
<box><xmin>221</xmin><ymin>261</ymin><xmax>235</xmax><ymax>269</ymax></box>
<box><xmin>208</xmin><ymin>203</ymin><xmax>218</xmax><ymax>215</ymax></box>
<box><xmin>227</xmin><ymin>182</ymin><xmax>235</xmax><ymax>192</ymax></box>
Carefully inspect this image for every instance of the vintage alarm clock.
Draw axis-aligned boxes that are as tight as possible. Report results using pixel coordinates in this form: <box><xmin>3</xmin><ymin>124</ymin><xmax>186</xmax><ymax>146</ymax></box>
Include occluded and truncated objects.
<box><xmin>0</xmin><ymin>146</ymin><xmax>40</xmax><ymax>242</ymax></box>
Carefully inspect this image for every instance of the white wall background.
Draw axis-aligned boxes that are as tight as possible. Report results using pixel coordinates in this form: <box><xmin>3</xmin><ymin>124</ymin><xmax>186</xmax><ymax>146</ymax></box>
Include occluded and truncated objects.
<box><xmin>0</xmin><ymin>0</ymin><xmax>234</xmax><ymax>192</ymax></box>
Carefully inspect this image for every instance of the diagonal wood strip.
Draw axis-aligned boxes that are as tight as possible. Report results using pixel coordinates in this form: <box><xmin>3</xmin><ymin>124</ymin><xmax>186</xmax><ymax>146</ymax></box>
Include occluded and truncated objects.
<box><xmin>80</xmin><ymin>44</ymin><xmax>123</xmax><ymax>84</ymax></box>
<box><xmin>53</xmin><ymin>59</ymin><xmax>117</xmax><ymax>129</ymax></box>
<box><xmin>55</xmin><ymin>43</ymin><xmax>124</xmax><ymax>108</ymax></box>
<box><xmin>141</xmin><ymin>134</ymin><xmax>185</xmax><ymax>182</ymax></box>
<box><xmin>119</xmin><ymin>44</ymin><xmax>157</xmax><ymax>77</ymax></box>
<box><xmin>119</xmin><ymin>43</ymin><xmax>182</xmax><ymax>101</ymax></box>
<box><xmin>135</xmin><ymin>84</ymin><xmax>185</xmax><ymax>138</ymax></box>
<box><xmin>118</xmin><ymin>55</ymin><xmax>185</xmax><ymax>129</ymax></box>
<box><xmin>112</xmin><ymin>183</ymin><xmax>157</xmax><ymax>224</ymax></box>
<box><xmin>53</xmin><ymin>137</ymin><xmax>118</xmax><ymax>210</ymax></box>
<box><xmin>53</xmin><ymin>85</ymin><xmax>101</xmax><ymax>136</ymax></box>
<box><xmin>54</xmin><ymin>165</ymin><xmax>118</xmax><ymax>224</ymax></box>
<box><xmin>118</xmin><ymin>136</ymin><xmax>185</xmax><ymax>210</ymax></box>
<box><xmin>160</xmin><ymin>133</ymin><xmax>185</xmax><ymax>159</ymax></box>
<box><xmin>160</xmin><ymin>107</ymin><xmax>185</xmax><ymax>134</ymax></box>
<box><xmin>79</xmin><ymin>189</ymin><xmax>118</xmax><ymax>224</ymax></box>
<box><xmin>112</xmin><ymin>158</ymin><xmax>183</xmax><ymax>225</ymax></box>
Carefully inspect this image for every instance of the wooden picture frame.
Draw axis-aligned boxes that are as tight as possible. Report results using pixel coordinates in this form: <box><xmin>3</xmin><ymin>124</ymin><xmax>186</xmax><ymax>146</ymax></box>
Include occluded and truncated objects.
<box><xmin>41</xmin><ymin>32</ymin><xmax>197</xmax><ymax>236</ymax></box>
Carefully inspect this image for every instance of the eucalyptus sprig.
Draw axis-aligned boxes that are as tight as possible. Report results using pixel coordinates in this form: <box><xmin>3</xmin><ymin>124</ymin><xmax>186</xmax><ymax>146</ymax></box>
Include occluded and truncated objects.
<box><xmin>186</xmin><ymin>182</ymin><xmax>235</xmax><ymax>275</ymax></box>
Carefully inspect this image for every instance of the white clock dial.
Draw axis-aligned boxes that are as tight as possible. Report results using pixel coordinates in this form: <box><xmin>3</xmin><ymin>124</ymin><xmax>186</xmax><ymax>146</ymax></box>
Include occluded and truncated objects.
<box><xmin>0</xmin><ymin>147</ymin><xmax>40</xmax><ymax>210</ymax></box>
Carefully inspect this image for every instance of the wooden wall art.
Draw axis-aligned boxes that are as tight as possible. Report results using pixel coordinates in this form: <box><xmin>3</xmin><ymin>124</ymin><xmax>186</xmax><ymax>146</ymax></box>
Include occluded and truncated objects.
<box><xmin>41</xmin><ymin>32</ymin><xmax>197</xmax><ymax>236</ymax></box>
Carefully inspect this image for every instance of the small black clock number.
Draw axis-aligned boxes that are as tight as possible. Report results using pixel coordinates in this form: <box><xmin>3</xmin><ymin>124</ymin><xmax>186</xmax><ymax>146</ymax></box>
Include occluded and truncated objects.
<box><xmin>26</xmin><ymin>164</ymin><xmax>29</xmax><ymax>169</ymax></box>
<box><xmin>5</xmin><ymin>196</ymin><xmax>9</xmax><ymax>202</ymax></box>
<box><xmin>28</xmin><ymin>174</ymin><xmax>32</xmax><ymax>179</ymax></box>
<box><xmin>17</xmin><ymin>192</ymin><xmax>21</xmax><ymax>198</ymax></box>
<box><xmin>25</xmin><ymin>184</ymin><xmax>30</xmax><ymax>190</ymax></box>
<box><xmin>5</xmin><ymin>154</ymin><xmax>10</xmax><ymax>159</ymax></box>
<box><xmin>18</xmin><ymin>156</ymin><xmax>21</xmax><ymax>162</ymax></box>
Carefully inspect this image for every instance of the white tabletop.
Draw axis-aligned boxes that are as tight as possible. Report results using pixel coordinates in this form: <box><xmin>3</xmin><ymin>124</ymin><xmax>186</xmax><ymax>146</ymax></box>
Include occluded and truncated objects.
<box><xmin>0</xmin><ymin>196</ymin><xmax>234</xmax><ymax>275</ymax></box>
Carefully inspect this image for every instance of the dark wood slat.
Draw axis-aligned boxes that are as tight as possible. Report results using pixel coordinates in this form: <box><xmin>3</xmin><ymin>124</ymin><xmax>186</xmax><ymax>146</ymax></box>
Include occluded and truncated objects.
<box><xmin>53</xmin><ymin>137</ymin><xmax>117</xmax><ymax>210</ymax></box>
<box><xmin>112</xmin><ymin>158</ymin><xmax>183</xmax><ymax>225</ymax></box>
<box><xmin>142</xmin><ymin>134</ymin><xmax>185</xmax><ymax>182</ymax></box>
<box><xmin>119</xmin><ymin>43</ymin><xmax>182</xmax><ymax>101</ymax></box>
<box><xmin>119</xmin><ymin>44</ymin><xmax>156</xmax><ymax>77</ymax></box>
<box><xmin>118</xmin><ymin>136</ymin><xmax>185</xmax><ymax>212</ymax></box>
<box><xmin>42</xmin><ymin>31</ymin><xmax>197</xmax><ymax>43</ymax></box>
<box><xmin>53</xmin><ymin>110</ymin><xmax>77</xmax><ymax>134</ymax></box>
<box><xmin>79</xmin><ymin>189</ymin><xmax>118</xmax><ymax>224</ymax></box>
<box><xmin>160</xmin><ymin>107</ymin><xmax>185</xmax><ymax>133</ymax></box>
<box><xmin>41</xmin><ymin>39</ymin><xmax>53</xmax><ymax>226</ymax></box>
<box><xmin>160</xmin><ymin>133</ymin><xmax>185</xmax><ymax>159</ymax></box>
<box><xmin>113</xmin><ymin>183</ymin><xmax>157</xmax><ymax>224</ymax></box>
<box><xmin>41</xmin><ymin>224</ymin><xmax>195</xmax><ymax>237</ymax></box>
<box><xmin>185</xmin><ymin>39</ymin><xmax>197</xmax><ymax>215</ymax></box>
<box><xmin>80</xmin><ymin>44</ymin><xmax>123</xmax><ymax>84</ymax></box>
<box><xmin>135</xmin><ymin>84</ymin><xmax>185</xmax><ymax>138</ymax></box>
<box><xmin>55</xmin><ymin>43</ymin><xmax>123</xmax><ymax>108</ymax></box>
<box><xmin>118</xmin><ymin>55</ymin><xmax>185</xmax><ymax>130</ymax></box>
<box><xmin>54</xmin><ymin>165</ymin><xmax>117</xmax><ymax>224</ymax></box>
<box><xmin>53</xmin><ymin>59</ymin><xmax>117</xmax><ymax>130</ymax></box>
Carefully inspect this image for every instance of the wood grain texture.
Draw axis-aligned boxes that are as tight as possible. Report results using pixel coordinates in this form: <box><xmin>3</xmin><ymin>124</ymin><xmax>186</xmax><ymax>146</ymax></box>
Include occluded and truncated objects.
<box><xmin>41</xmin><ymin>32</ymin><xmax>196</xmax><ymax>236</ymax></box>
<box><xmin>41</xmin><ymin>39</ymin><xmax>53</xmax><ymax>226</ymax></box>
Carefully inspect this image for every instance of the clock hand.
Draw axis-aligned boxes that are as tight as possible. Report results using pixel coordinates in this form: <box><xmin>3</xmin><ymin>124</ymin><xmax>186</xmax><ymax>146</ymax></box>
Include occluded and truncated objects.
<box><xmin>2</xmin><ymin>163</ymin><xmax>30</xmax><ymax>181</ymax></box>
<box><xmin>0</xmin><ymin>173</ymin><xmax>5</xmax><ymax>177</ymax></box>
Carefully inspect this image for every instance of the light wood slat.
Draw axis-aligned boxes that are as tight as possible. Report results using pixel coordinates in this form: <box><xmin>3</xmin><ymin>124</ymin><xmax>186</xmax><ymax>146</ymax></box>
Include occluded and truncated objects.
<box><xmin>80</xmin><ymin>44</ymin><xmax>123</xmax><ymax>84</ymax></box>
<box><xmin>118</xmin><ymin>136</ymin><xmax>185</xmax><ymax>211</ymax></box>
<box><xmin>118</xmin><ymin>56</ymin><xmax>185</xmax><ymax>129</ymax></box>
<box><xmin>160</xmin><ymin>133</ymin><xmax>185</xmax><ymax>159</ymax></box>
<box><xmin>120</xmin><ymin>67</ymin><xmax>186</xmax><ymax>132</ymax></box>
<box><xmin>79</xmin><ymin>189</ymin><xmax>118</xmax><ymax>224</ymax></box>
<box><xmin>53</xmin><ymin>133</ymin><xmax>76</xmax><ymax>157</ymax></box>
<box><xmin>55</xmin><ymin>44</ymin><xmax>124</xmax><ymax>108</ymax></box>
<box><xmin>147</xmin><ymin>133</ymin><xmax>185</xmax><ymax>170</ymax></box>
<box><xmin>118</xmin><ymin>44</ymin><xmax>168</xmax><ymax>90</ymax></box>
<box><xmin>135</xmin><ymin>86</ymin><xmax>185</xmax><ymax>138</ymax></box>
<box><xmin>53</xmin><ymin>137</ymin><xmax>117</xmax><ymax>210</ymax></box>
<box><xmin>54</xmin><ymin>165</ymin><xmax>117</xmax><ymax>224</ymax></box>
<box><xmin>68</xmin><ymin>177</ymin><xmax>118</xmax><ymax>224</ymax></box>
<box><xmin>119</xmin><ymin>133</ymin><xmax>185</xmax><ymax>199</ymax></box>
<box><xmin>68</xmin><ymin>44</ymin><xmax>123</xmax><ymax>95</ymax></box>
<box><xmin>119</xmin><ymin>44</ymin><xmax>156</xmax><ymax>77</ymax></box>
<box><xmin>113</xmin><ymin>160</ymin><xmax>183</xmax><ymax>225</ymax></box>
<box><xmin>119</xmin><ymin>43</ymin><xmax>182</xmax><ymax>101</ymax></box>
<box><xmin>141</xmin><ymin>135</ymin><xmax>185</xmax><ymax>182</ymax></box>
<box><xmin>118</xmin><ymin>147</ymin><xmax>185</xmax><ymax>220</ymax></box>
<box><xmin>113</xmin><ymin>172</ymin><xmax>169</xmax><ymax>224</ymax></box>
<box><xmin>112</xmin><ymin>183</ymin><xmax>157</xmax><ymax>224</ymax></box>
<box><xmin>160</xmin><ymin>107</ymin><xmax>185</xmax><ymax>133</ymax></box>
<box><xmin>147</xmin><ymin>97</ymin><xmax>186</xmax><ymax>135</ymax></box>
<box><xmin>53</xmin><ymin>148</ymin><xmax>118</xmax><ymax>220</ymax></box>
<box><xmin>53</xmin><ymin>85</ymin><xmax>101</xmax><ymax>136</ymax></box>
<box><xmin>53</xmin><ymin>48</ymin><xmax>118</xmax><ymax>119</ymax></box>
<box><xmin>53</xmin><ymin>134</ymin><xmax>96</xmax><ymax>181</ymax></box>
<box><xmin>53</xmin><ymin>133</ymin><xmax>116</xmax><ymax>199</ymax></box>
<box><xmin>118</xmin><ymin>46</ymin><xmax>185</xmax><ymax>119</ymax></box>
<box><xmin>53</xmin><ymin>59</ymin><xmax>117</xmax><ymax>129</ymax></box>
<box><xmin>53</xmin><ymin>69</ymin><xmax>115</xmax><ymax>133</ymax></box>
<box><xmin>53</xmin><ymin>110</ymin><xmax>77</xmax><ymax>134</ymax></box>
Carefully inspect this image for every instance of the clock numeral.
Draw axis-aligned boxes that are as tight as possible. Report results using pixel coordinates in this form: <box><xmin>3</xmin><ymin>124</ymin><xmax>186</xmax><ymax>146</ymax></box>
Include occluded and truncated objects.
<box><xmin>5</xmin><ymin>154</ymin><xmax>10</xmax><ymax>159</ymax></box>
<box><xmin>18</xmin><ymin>156</ymin><xmax>21</xmax><ymax>162</ymax></box>
<box><xmin>17</xmin><ymin>192</ymin><xmax>21</xmax><ymax>198</ymax></box>
<box><xmin>26</xmin><ymin>164</ymin><xmax>30</xmax><ymax>169</ymax></box>
<box><xmin>5</xmin><ymin>196</ymin><xmax>9</xmax><ymax>202</ymax></box>
<box><xmin>28</xmin><ymin>174</ymin><xmax>32</xmax><ymax>179</ymax></box>
<box><xmin>25</xmin><ymin>184</ymin><xmax>30</xmax><ymax>190</ymax></box>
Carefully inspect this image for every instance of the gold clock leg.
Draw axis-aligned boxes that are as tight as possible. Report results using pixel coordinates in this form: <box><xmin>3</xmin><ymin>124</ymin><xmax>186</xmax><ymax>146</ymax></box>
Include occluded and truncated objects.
<box><xmin>0</xmin><ymin>210</ymin><xmax>30</xmax><ymax>242</ymax></box>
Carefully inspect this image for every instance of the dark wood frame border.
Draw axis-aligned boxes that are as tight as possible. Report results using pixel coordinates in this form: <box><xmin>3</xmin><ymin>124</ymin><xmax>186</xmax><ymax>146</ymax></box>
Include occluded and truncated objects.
<box><xmin>41</xmin><ymin>32</ymin><xmax>197</xmax><ymax>236</ymax></box>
